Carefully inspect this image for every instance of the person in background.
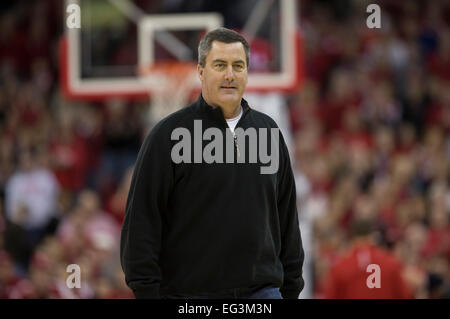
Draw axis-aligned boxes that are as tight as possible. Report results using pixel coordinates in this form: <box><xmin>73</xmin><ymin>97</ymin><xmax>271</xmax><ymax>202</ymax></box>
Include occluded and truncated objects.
<box><xmin>4</xmin><ymin>147</ymin><xmax>60</xmax><ymax>247</ymax></box>
<box><xmin>322</xmin><ymin>198</ymin><xmax>413</xmax><ymax>299</ymax></box>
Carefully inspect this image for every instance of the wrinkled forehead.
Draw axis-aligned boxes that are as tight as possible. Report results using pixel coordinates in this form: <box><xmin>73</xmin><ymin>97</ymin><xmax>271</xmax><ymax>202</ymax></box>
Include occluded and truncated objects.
<box><xmin>206</xmin><ymin>41</ymin><xmax>247</xmax><ymax>64</ymax></box>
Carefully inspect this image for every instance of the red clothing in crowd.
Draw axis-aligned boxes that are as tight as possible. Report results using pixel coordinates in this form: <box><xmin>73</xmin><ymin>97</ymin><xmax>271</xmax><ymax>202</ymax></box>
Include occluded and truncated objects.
<box><xmin>421</xmin><ymin>227</ymin><xmax>450</xmax><ymax>261</ymax></box>
<box><xmin>50</xmin><ymin>134</ymin><xmax>88</xmax><ymax>191</ymax></box>
<box><xmin>104</xmin><ymin>191</ymin><xmax>127</xmax><ymax>225</ymax></box>
<box><xmin>322</xmin><ymin>241</ymin><xmax>413</xmax><ymax>298</ymax></box>
<box><xmin>426</xmin><ymin>102</ymin><xmax>450</xmax><ymax>134</ymax></box>
<box><xmin>427</xmin><ymin>51</ymin><xmax>450</xmax><ymax>81</ymax></box>
<box><xmin>318</xmin><ymin>96</ymin><xmax>361</xmax><ymax>134</ymax></box>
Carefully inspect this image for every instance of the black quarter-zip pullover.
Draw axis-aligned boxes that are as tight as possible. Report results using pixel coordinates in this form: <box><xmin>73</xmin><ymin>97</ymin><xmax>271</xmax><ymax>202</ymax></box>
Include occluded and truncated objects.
<box><xmin>120</xmin><ymin>94</ymin><xmax>304</xmax><ymax>299</ymax></box>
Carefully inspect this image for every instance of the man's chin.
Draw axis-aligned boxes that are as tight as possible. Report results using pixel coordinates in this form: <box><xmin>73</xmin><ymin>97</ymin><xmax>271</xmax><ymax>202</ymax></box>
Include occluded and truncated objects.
<box><xmin>218</xmin><ymin>93</ymin><xmax>240</xmax><ymax>103</ymax></box>
<box><xmin>220</xmin><ymin>96</ymin><xmax>241</xmax><ymax>105</ymax></box>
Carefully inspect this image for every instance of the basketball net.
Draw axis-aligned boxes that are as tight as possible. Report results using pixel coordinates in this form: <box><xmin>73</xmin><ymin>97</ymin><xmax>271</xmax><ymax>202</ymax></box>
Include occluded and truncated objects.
<box><xmin>139</xmin><ymin>62</ymin><xmax>198</xmax><ymax>127</ymax></box>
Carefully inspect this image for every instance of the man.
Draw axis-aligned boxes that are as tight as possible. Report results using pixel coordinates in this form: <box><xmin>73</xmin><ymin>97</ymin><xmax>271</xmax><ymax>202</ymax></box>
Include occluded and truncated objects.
<box><xmin>120</xmin><ymin>27</ymin><xmax>304</xmax><ymax>299</ymax></box>
<box><xmin>322</xmin><ymin>195</ymin><xmax>412</xmax><ymax>298</ymax></box>
<box><xmin>5</xmin><ymin>147</ymin><xmax>60</xmax><ymax>246</ymax></box>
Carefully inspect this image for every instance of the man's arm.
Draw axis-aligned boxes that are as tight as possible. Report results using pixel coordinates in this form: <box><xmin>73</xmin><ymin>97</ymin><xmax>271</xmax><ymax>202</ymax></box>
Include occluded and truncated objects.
<box><xmin>277</xmin><ymin>132</ymin><xmax>305</xmax><ymax>299</ymax></box>
<box><xmin>120</xmin><ymin>123</ymin><xmax>174</xmax><ymax>299</ymax></box>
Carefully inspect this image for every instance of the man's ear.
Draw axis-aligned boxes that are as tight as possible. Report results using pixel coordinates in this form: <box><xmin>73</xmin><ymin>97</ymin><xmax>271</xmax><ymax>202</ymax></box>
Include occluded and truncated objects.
<box><xmin>197</xmin><ymin>64</ymin><xmax>204</xmax><ymax>81</ymax></box>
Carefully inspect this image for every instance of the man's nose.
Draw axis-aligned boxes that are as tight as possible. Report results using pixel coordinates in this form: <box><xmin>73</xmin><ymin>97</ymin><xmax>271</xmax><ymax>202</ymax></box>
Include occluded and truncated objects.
<box><xmin>224</xmin><ymin>65</ymin><xmax>234</xmax><ymax>82</ymax></box>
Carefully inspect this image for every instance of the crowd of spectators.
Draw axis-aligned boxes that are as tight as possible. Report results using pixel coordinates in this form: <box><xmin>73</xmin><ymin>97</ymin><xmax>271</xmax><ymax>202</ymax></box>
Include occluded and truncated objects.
<box><xmin>295</xmin><ymin>0</ymin><xmax>449</xmax><ymax>298</ymax></box>
<box><xmin>0</xmin><ymin>0</ymin><xmax>449</xmax><ymax>298</ymax></box>
<box><xmin>0</xmin><ymin>0</ymin><xmax>138</xmax><ymax>298</ymax></box>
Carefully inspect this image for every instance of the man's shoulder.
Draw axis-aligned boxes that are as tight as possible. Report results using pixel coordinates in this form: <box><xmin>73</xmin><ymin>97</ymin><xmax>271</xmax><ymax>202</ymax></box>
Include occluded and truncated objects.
<box><xmin>247</xmin><ymin>108</ymin><xmax>279</xmax><ymax>129</ymax></box>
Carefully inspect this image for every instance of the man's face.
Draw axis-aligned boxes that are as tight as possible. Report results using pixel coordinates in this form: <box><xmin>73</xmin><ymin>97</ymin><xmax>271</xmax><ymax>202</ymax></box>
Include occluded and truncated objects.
<box><xmin>198</xmin><ymin>41</ymin><xmax>248</xmax><ymax>109</ymax></box>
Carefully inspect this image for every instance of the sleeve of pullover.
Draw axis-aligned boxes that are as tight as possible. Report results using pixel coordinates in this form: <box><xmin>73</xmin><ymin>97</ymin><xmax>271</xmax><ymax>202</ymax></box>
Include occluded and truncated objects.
<box><xmin>277</xmin><ymin>132</ymin><xmax>305</xmax><ymax>299</ymax></box>
<box><xmin>120</xmin><ymin>123</ymin><xmax>174</xmax><ymax>299</ymax></box>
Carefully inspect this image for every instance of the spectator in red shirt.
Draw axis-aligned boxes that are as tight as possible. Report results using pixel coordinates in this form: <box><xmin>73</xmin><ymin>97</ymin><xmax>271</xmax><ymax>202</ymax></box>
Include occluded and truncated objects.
<box><xmin>318</xmin><ymin>68</ymin><xmax>361</xmax><ymax>134</ymax></box>
<box><xmin>289</xmin><ymin>80</ymin><xmax>322</xmax><ymax>134</ymax></box>
<box><xmin>50</xmin><ymin>111</ymin><xmax>88</xmax><ymax>192</ymax></box>
<box><xmin>421</xmin><ymin>182</ymin><xmax>450</xmax><ymax>261</ymax></box>
<box><xmin>104</xmin><ymin>166</ymin><xmax>133</xmax><ymax>226</ymax></box>
<box><xmin>427</xmin><ymin>29</ymin><xmax>450</xmax><ymax>81</ymax></box>
<box><xmin>322</xmin><ymin>215</ymin><xmax>413</xmax><ymax>298</ymax></box>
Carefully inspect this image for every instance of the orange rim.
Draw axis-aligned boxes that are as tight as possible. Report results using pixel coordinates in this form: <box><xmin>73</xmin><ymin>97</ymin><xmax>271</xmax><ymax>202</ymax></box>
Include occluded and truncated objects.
<box><xmin>138</xmin><ymin>61</ymin><xmax>197</xmax><ymax>81</ymax></box>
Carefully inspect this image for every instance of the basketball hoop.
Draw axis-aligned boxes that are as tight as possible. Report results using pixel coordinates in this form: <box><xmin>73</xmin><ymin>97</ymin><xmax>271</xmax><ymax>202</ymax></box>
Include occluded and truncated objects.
<box><xmin>139</xmin><ymin>62</ymin><xmax>198</xmax><ymax>126</ymax></box>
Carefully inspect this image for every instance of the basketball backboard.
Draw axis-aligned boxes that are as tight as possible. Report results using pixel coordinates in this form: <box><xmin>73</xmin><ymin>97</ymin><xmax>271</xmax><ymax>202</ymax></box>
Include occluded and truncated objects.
<box><xmin>61</xmin><ymin>0</ymin><xmax>302</xmax><ymax>100</ymax></box>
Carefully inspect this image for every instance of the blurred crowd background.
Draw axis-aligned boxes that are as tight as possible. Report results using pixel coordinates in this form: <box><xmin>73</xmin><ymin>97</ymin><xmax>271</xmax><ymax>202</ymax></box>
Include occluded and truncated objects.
<box><xmin>0</xmin><ymin>0</ymin><xmax>449</xmax><ymax>298</ymax></box>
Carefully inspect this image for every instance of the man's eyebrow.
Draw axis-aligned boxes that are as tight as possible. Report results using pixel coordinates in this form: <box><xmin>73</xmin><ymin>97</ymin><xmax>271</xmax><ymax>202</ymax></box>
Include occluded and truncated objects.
<box><xmin>212</xmin><ymin>59</ymin><xmax>246</xmax><ymax>64</ymax></box>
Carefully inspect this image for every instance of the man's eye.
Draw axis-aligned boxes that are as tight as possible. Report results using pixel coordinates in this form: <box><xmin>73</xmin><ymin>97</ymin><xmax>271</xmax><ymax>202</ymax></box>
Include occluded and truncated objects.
<box><xmin>215</xmin><ymin>64</ymin><xmax>225</xmax><ymax>68</ymax></box>
<box><xmin>234</xmin><ymin>64</ymin><xmax>244</xmax><ymax>70</ymax></box>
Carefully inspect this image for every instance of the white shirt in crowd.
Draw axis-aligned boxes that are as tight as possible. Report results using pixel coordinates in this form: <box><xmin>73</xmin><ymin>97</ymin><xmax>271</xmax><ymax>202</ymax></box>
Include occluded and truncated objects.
<box><xmin>5</xmin><ymin>167</ymin><xmax>60</xmax><ymax>229</ymax></box>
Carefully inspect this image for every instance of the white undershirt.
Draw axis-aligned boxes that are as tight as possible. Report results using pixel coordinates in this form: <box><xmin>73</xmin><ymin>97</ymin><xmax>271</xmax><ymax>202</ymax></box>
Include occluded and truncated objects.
<box><xmin>225</xmin><ymin>105</ymin><xmax>243</xmax><ymax>133</ymax></box>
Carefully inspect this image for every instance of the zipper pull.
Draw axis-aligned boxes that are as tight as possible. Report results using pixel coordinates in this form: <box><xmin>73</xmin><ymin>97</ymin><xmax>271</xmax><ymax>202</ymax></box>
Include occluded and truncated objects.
<box><xmin>233</xmin><ymin>133</ymin><xmax>240</xmax><ymax>157</ymax></box>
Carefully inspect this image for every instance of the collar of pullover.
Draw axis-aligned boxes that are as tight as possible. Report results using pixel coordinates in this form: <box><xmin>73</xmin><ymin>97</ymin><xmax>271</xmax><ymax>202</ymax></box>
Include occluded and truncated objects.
<box><xmin>194</xmin><ymin>94</ymin><xmax>251</xmax><ymax>122</ymax></box>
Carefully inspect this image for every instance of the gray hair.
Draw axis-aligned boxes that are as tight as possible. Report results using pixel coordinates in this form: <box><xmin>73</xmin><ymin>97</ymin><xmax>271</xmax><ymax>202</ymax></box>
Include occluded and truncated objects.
<box><xmin>198</xmin><ymin>27</ymin><xmax>250</xmax><ymax>68</ymax></box>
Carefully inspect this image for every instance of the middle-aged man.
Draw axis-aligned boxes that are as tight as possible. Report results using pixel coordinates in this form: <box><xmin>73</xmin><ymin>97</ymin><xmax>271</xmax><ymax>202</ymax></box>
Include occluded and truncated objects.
<box><xmin>120</xmin><ymin>27</ymin><xmax>304</xmax><ymax>299</ymax></box>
